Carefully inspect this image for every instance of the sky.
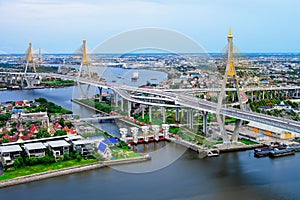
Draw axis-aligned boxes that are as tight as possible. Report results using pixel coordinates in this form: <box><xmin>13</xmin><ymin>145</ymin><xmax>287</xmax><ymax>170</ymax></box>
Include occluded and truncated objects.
<box><xmin>1</xmin><ymin>0</ymin><xmax>300</xmax><ymax>53</ymax></box>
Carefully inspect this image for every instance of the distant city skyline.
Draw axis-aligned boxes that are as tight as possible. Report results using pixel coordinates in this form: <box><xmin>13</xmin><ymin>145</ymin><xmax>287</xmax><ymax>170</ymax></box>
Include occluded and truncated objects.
<box><xmin>1</xmin><ymin>0</ymin><xmax>300</xmax><ymax>53</ymax></box>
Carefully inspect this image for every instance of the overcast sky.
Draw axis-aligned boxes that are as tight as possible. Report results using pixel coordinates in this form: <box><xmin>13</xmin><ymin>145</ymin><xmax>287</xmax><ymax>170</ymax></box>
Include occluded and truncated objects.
<box><xmin>1</xmin><ymin>0</ymin><xmax>300</xmax><ymax>53</ymax></box>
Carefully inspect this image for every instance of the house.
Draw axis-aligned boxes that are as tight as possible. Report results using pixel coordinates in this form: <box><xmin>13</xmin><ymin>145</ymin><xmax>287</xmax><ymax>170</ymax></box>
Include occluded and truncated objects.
<box><xmin>15</xmin><ymin>101</ymin><xmax>24</xmax><ymax>107</ymax></box>
<box><xmin>274</xmin><ymin>101</ymin><xmax>291</xmax><ymax>111</ymax></box>
<box><xmin>65</xmin><ymin>134</ymin><xmax>83</xmax><ymax>142</ymax></box>
<box><xmin>260</xmin><ymin>106</ymin><xmax>272</xmax><ymax>111</ymax></box>
<box><xmin>3</xmin><ymin>103</ymin><xmax>13</xmax><ymax>110</ymax></box>
<box><xmin>12</xmin><ymin>109</ymin><xmax>23</xmax><ymax>114</ymax></box>
<box><xmin>54</xmin><ymin>122</ymin><xmax>62</xmax><ymax>130</ymax></box>
<box><xmin>71</xmin><ymin>140</ymin><xmax>94</xmax><ymax>156</ymax></box>
<box><xmin>97</xmin><ymin>142</ymin><xmax>112</xmax><ymax>160</ymax></box>
<box><xmin>0</xmin><ymin>145</ymin><xmax>22</xmax><ymax>165</ymax></box>
<box><xmin>23</xmin><ymin>100</ymin><xmax>31</xmax><ymax>107</ymax></box>
<box><xmin>30</xmin><ymin>125</ymin><xmax>39</xmax><ymax>135</ymax></box>
<box><xmin>46</xmin><ymin>140</ymin><xmax>70</xmax><ymax>160</ymax></box>
<box><xmin>24</xmin><ymin>142</ymin><xmax>46</xmax><ymax>158</ymax></box>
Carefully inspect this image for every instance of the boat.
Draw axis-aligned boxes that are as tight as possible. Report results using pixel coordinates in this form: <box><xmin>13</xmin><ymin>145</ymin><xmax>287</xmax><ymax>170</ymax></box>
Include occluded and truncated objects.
<box><xmin>287</xmin><ymin>144</ymin><xmax>300</xmax><ymax>152</ymax></box>
<box><xmin>131</xmin><ymin>71</ymin><xmax>139</xmax><ymax>81</ymax></box>
<box><xmin>254</xmin><ymin>146</ymin><xmax>274</xmax><ymax>157</ymax></box>
<box><xmin>207</xmin><ymin>149</ymin><xmax>220</xmax><ymax>157</ymax></box>
<box><xmin>269</xmin><ymin>148</ymin><xmax>295</xmax><ymax>158</ymax></box>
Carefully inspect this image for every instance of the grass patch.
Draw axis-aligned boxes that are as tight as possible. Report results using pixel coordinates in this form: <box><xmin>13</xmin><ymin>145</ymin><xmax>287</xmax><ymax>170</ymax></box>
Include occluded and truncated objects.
<box><xmin>111</xmin><ymin>148</ymin><xmax>142</xmax><ymax>159</ymax></box>
<box><xmin>238</xmin><ymin>139</ymin><xmax>258</xmax><ymax>145</ymax></box>
<box><xmin>0</xmin><ymin>158</ymin><xmax>98</xmax><ymax>181</ymax></box>
<box><xmin>81</xmin><ymin>131</ymin><xmax>106</xmax><ymax>138</ymax></box>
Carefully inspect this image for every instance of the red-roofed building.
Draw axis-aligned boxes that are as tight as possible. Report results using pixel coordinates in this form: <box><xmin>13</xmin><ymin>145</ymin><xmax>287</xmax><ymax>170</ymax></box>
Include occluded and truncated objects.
<box><xmin>9</xmin><ymin>136</ymin><xmax>18</xmax><ymax>142</ymax></box>
<box><xmin>3</xmin><ymin>134</ymin><xmax>10</xmax><ymax>139</ymax></box>
<box><xmin>30</xmin><ymin>125</ymin><xmax>39</xmax><ymax>134</ymax></box>
<box><xmin>16</xmin><ymin>101</ymin><xmax>24</xmax><ymax>106</ymax></box>
<box><xmin>69</xmin><ymin>127</ymin><xmax>77</xmax><ymax>134</ymax></box>
<box><xmin>63</xmin><ymin>126</ymin><xmax>70</xmax><ymax>132</ymax></box>
<box><xmin>54</xmin><ymin>122</ymin><xmax>62</xmax><ymax>130</ymax></box>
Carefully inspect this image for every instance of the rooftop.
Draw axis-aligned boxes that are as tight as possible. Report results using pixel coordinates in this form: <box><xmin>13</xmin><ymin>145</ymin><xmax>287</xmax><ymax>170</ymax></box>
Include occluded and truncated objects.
<box><xmin>66</xmin><ymin>135</ymin><xmax>83</xmax><ymax>141</ymax></box>
<box><xmin>47</xmin><ymin>140</ymin><xmax>70</xmax><ymax>148</ymax></box>
<box><xmin>0</xmin><ymin>145</ymin><xmax>22</xmax><ymax>153</ymax></box>
<box><xmin>98</xmin><ymin>142</ymin><xmax>107</xmax><ymax>153</ymax></box>
<box><xmin>24</xmin><ymin>142</ymin><xmax>46</xmax><ymax>150</ymax></box>
<box><xmin>72</xmin><ymin>139</ymin><xmax>93</xmax><ymax>145</ymax></box>
<box><xmin>103</xmin><ymin>138</ymin><xmax>119</xmax><ymax>145</ymax></box>
<box><xmin>248</xmin><ymin>121</ymin><xmax>293</xmax><ymax>134</ymax></box>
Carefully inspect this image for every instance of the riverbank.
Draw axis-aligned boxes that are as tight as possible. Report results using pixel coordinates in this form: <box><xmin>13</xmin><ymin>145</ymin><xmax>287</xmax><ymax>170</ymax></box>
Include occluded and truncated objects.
<box><xmin>0</xmin><ymin>154</ymin><xmax>151</xmax><ymax>188</ymax></box>
<box><xmin>169</xmin><ymin>137</ymin><xmax>264</xmax><ymax>155</ymax></box>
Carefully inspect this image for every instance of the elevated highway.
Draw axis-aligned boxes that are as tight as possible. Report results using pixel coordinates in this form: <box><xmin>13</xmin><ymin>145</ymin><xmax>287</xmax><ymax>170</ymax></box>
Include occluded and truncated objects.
<box><xmin>1</xmin><ymin>72</ymin><xmax>300</xmax><ymax>135</ymax></box>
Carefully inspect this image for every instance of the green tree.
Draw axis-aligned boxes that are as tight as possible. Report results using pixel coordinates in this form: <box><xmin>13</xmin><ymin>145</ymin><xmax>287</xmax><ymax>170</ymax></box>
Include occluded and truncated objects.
<box><xmin>54</xmin><ymin>130</ymin><xmax>67</xmax><ymax>136</ymax></box>
<box><xmin>63</xmin><ymin>153</ymin><xmax>71</xmax><ymax>161</ymax></box>
<box><xmin>59</xmin><ymin>118</ymin><xmax>65</xmax><ymax>127</ymax></box>
<box><xmin>75</xmin><ymin>153</ymin><xmax>82</xmax><ymax>162</ymax></box>
<box><xmin>13</xmin><ymin>156</ymin><xmax>24</xmax><ymax>169</ymax></box>
<box><xmin>2</xmin><ymin>138</ymin><xmax>9</xmax><ymax>143</ymax></box>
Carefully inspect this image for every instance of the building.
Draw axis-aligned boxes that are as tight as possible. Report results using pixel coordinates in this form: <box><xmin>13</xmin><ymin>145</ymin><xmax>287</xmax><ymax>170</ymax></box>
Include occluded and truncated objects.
<box><xmin>71</xmin><ymin>140</ymin><xmax>94</xmax><ymax>156</ymax></box>
<box><xmin>0</xmin><ymin>145</ymin><xmax>22</xmax><ymax>165</ymax></box>
<box><xmin>97</xmin><ymin>142</ymin><xmax>111</xmax><ymax>160</ymax></box>
<box><xmin>24</xmin><ymin>142</ymin><xmax>46</xmax><ymax>158</ymax></box>
<box><xmin>46</xmin><ymin>140</ymin><xmax>70</xmax><ymax>160</ymax></box>
<box><xmin>274</xmin><ymin>101</ymin><xmax>292</xmax><ymax>111</ymax></box>
<box><xmin>248</xmin><ymin>121</ymin><xmax>299</xmax><ymax>139</ymax></box>
<box><xmin>20</xmin><ymin>112</ymin><xmax>49</xmax><ymax>127</ymax></box>
<box><xmin>102</xmin><ymin>138</ymin><xmax>119</xmax><ymax>147</ymax></box>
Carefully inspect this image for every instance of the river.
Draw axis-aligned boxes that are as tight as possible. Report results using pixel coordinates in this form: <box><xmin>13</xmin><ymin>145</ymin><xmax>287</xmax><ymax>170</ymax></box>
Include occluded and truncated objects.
<box><xmin>1</xmin><ymin>86</ymin><xmax>300</xmax><ymax>199</ymax></box>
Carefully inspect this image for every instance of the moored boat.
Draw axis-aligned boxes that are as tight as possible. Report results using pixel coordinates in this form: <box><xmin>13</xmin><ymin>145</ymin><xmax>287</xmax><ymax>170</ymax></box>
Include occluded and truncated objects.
<box><xmin>254</xmin><ymin>146</ymin><xmax>274</xmax><ymax>157</ymax></box>
<box><xmin>269</xmin><ymin>148</ymin><xmax>295</xmax><ymax>158</ymax></box>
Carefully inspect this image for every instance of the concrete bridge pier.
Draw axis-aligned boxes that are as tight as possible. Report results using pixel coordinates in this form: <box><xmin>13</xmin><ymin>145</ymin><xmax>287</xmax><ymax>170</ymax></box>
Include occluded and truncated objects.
<box><xmin>149</xmin><ymin>106</ymin><xmax>152</xmax><ymax>123</ymax></box>
<box><xmin>175</xmin><ymin>108</ymin><xmax>180</xmax><ymax>122</ymax></box>
<box><xmin>127</xmin><ymin>101</ymin><xmax>132</xmax><ymax>117</ymax></box>
<box><xmin>152</xmin><ymin>125</ymin><xmax>160</xmax><ymax>141</ymax></box>
<box><xmin>98</xmin><ymin>87</ymin><xmax>103</xmax><ymax>102</ymax></box>
<box><xmin>114</xmin><ymin>92</ymin><xmax>118</xmax><ymax>108</ymax></box>
<box><xmin>161</xmin><ymin>107</ymin><xmax>166</xmax><ymax>123</ymax></box>
<box><xmin>202</xmin><ymin>111</ymin><xmax>208</xmax><ymax>135</ymax></box>
<box><xmin>121</xmin><ymin>98</ymin><xmax>124</xmax><ymax>112</ymax></box>
<box><xmin>142</xmin><ymin>107</ymin><xmax>145</xmax><ymax>119</ymax></box>
<box><xmin>187</xmin><ymin>109</ymin><xmax>193</xmax><ymax>129</ymax></box>
<box><xmin>231</xmin><ymin>91</ymin><xmax>235</xmax><ymax>102</ymax></box>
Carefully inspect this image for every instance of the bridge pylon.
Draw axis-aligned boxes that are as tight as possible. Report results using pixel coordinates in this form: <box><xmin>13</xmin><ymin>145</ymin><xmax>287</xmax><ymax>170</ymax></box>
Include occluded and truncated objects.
<box><xmin>24</xmin><ymin>41</ymin><xmax>37</xmax><ymax>74</ymax></box>
<box><xmin>22</xmin><ymin>41</ymin><xmax>41</xmax><ymax>88</ymax></box>
<box><xmin>77</xmin><ymin>38</ymin><xmax>92</xmax><ymax>99</ymax></box>
<box><xmin>216</xmin><ymin>28</ymin><xmax>244</xmax><ymax>144</ymax></box>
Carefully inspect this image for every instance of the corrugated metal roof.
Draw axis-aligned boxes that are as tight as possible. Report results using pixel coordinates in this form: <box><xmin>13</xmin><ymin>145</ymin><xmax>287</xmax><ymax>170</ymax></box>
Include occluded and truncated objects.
<box><xmin>47</xmin><ymin>140</ymin><xmax>70</xmax><ymax>148</ymax></box>
<box><xmin>0</xmin><ymin>145</ymin><xmax>22</xmax><ymax>153</ymax></box>
<box><xmin>67</xmin><ymin>135</ymin><xmax>83</xmax><ymax>140</ymax></box>
<box><xmin>248</xmin><ymin>122</ymin><xmax>287</xmax><ymax>134</ymax></box>
<box><xmin>72</xmin><ymin>140</ymin><xmax>92</xmax><ymax>145</ymax></box>
<box><xmin>24</xmin><ymin>142</ymin><xmax>46</xmax><ymax>150</ymax></box>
